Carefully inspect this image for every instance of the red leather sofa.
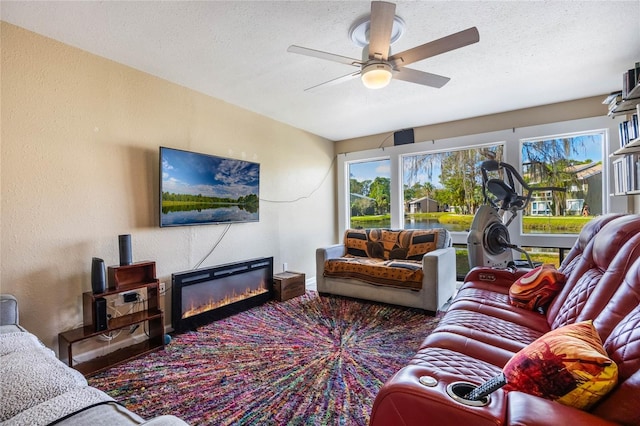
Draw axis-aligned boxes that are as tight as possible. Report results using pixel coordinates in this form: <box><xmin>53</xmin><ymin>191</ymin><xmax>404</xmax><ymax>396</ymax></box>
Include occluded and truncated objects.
<box><xmin>370</xmin><ymin>214</ymin><xmax>640</xmax><ymax>426</ymax></box>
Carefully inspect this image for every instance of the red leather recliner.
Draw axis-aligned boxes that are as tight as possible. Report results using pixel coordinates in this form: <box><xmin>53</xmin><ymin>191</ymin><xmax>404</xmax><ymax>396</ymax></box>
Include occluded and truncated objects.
<box><xmin>370</xmin><ymin>214</ymin><xmax>640</xmax><ymax>426</ymax></box>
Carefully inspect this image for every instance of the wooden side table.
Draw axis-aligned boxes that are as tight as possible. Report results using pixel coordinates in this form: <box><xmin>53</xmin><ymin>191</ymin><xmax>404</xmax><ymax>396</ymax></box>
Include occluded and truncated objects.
<box><xmin>273</xmin><ymin>271</ymin><xmax>306</xmax><ymax>301</ymax></box>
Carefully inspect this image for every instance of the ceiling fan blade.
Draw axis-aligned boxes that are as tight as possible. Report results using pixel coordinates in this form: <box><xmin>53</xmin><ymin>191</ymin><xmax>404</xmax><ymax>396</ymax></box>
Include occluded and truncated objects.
<box><xmin>392</xmin><ymin>67</ymin><xmax>450</xmax><ymax>88</ymax></box>
<box><xmin>368</xmin><ymin>1</ymin><xmax>396</xmax><ymax>60</ymax></box>
<box><xmin>389</xmin><ymin>27</ymin><xmax>479</xmax><ymax>68</ymax></box>
<box><xmin>304</xmin><ymin>71</ymin><xmax>361</xmax><ymax>92</ymax></box>
<box><xmin>287</xmin><ymin>45</ymin><xmax>361</xmax><ymax>68</ymax></box>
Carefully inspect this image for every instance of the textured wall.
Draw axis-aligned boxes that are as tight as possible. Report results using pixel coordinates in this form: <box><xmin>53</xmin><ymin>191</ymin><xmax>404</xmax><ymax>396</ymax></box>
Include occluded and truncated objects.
<box><xmin>0</xmin><ymin>22</ymin><xmax>335</xmax><ymax>352</ymax></box>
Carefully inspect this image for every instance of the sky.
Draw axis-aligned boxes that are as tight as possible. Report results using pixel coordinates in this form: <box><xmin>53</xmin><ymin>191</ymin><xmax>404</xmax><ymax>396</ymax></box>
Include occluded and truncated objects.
<box><xmin>350</xmin><ymin>159</ymin><xmax>390</xmax><ymax>182</ymax></box>
<box><xmin>161</xmin><ymin>147</ymin><xmax>260</xmax><ymax>199</ymax></box>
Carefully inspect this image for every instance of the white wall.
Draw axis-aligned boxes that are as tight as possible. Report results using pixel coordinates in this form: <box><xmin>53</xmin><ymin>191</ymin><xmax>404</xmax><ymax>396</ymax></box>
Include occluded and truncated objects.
<box><xmin>0</xmin><ymin>22</ymin><xmax>335</xmax><ymax>351</ymax></box>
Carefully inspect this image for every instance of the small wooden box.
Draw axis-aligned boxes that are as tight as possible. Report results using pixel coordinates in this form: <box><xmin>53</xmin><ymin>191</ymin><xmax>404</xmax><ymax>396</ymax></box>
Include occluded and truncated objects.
<box><xmin>273</xmin><ymin>271</ymin><xmax>306</xmax><ymax>301</ymax></box>
<box><xmin>108</xmin><ymin>261</ymin><xmax>157</xmax><ymax>291</ymax></box>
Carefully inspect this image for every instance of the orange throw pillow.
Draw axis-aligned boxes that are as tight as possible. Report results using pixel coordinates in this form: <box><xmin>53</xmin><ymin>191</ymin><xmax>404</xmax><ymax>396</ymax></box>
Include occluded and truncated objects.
<box><xmin>503</xmin><ymin>321</ymin><xmax>618</xmax><ymax>410</ymax></box>
<box><xmin>509</xmin><ymin>264</ymin><xmax>565</xmax><ymax>313</ymax></box>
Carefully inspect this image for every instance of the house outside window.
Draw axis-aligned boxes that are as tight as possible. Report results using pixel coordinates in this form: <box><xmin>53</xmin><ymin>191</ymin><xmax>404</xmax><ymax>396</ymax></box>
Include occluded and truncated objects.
<box><xmin>520</xmin><ymin>130</ymin><xmax>605</xmax><ymax>235</ymax></box>
<box><xmin>402</xmin><ymin>144</ymin><xmax>504</xmax><ymax>232</ymax></box>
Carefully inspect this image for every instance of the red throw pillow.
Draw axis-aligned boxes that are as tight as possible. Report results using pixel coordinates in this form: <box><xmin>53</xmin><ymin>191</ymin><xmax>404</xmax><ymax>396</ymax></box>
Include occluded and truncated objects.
<box><xmin>509</xmin><ymin>264</ymin><xmax>565</xmax><ymax>313</ymax></box>
<box><xmin>502</xmin><ymin>321</ymin><xmax>618</xmax><ymax>410</ymax></box>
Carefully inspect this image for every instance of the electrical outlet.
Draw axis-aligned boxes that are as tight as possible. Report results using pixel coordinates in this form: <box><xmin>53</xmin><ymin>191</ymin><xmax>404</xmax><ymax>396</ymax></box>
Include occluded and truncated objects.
<box><xmin>159</xmin><ymin>282</ymin><xmax>166</xmax><ymax>294</ymax></box>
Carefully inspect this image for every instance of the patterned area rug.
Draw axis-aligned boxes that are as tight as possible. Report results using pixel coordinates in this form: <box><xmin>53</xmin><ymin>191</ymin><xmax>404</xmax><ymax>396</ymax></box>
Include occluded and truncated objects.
<box><xmin>89</xmin><ymin>291</ymin><xmax>440</xmax><ymax>425</ymax></box>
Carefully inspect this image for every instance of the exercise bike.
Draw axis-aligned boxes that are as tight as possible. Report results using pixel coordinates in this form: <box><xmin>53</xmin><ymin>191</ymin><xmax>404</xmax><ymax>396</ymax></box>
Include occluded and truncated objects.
<box><xmin>467</xmin><ymin>160</ymin><xmax>564</xmax><ymax>269</ymax></box>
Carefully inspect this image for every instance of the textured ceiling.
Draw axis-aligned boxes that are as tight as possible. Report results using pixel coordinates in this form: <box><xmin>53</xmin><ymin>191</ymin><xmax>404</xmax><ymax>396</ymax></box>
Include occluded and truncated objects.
<box><xmin>2</xmin><ymin>1</ymin><xmax>639</xmax><ymax>141</ymax></box>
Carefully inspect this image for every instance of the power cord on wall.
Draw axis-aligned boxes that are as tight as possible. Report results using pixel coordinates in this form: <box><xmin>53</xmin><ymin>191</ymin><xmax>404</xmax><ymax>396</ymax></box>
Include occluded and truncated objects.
<box><xmin>192</xmin><ymin>223</ymin><xmax>232</xmax><ymax>270</ymax></box>
<box><xmin>98</xmin><ymin>302</ymin><xmax>123</xmax><ymax>342</ymax></box>
<box><xmin>259</xmin><ymin>156</ymin><xmax>336</xmax><ymax>204</ymax></box>
<box><xmin>98</xmin><ymin>296</ymin><xmax>146</xmax><ymax>342</ymax></box>
<box><xmin>188</xmin><ymin>145</ymin><xmax>343</xmax><ymax>272</ymax></box>
<box><xmin>337</xmin><ymin>131</ymin><xmax>397</xmax><ymax>156</ymax></box>
<box><xmin>193</xmin><ymin>155</ymin><xmax>336</xmax><ymax>268</ymax></box>
<box><xmin>377</xmin><ymin>132</ymin><xmax>395</xmax><ymax>149</ymax></box>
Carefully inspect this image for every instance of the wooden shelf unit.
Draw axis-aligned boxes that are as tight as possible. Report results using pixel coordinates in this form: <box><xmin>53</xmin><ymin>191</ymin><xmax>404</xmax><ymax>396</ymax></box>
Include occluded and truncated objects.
<box><xmin>58</xmin><ymin>262</ymin><xmax>164</xmax><ymax>376</ymax></box>
<box><xmin>68</xmin><ymin>339</ymin><xmax>163</xmax><ymax>376</ymax></box>
<box><xmin>108</xmin><ymin>261</ymin><xmax>157</xmax><ymax>291</ymax></box>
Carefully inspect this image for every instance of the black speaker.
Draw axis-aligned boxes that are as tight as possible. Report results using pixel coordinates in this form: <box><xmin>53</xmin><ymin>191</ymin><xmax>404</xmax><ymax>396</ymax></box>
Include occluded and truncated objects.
<box><xmin>394</xmin><ymin>128</ymin><xmax>415</xmax><ymax>146</ymax></box>
<box><xmin>118</xmin><ymin>234</ymin><xmax>132</xmax><ymax>266</ymax></box>
<box><xmin>91</xmin><ymin>257</ymin><xmax>106</xmax><ymax>294</ymax></box>
<box><xmin>94</xmin><ymin>297</ymin><xmax>108</xmax><ymax>332</ymax></box>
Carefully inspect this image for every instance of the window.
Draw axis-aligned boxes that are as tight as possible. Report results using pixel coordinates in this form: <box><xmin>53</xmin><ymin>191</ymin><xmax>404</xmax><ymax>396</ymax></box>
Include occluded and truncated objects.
<box><xmin>520</xmin><ymin>130</ymin><xmax>605</xmax><ymax>235</ymax></box>
<box><xmin>337</xmin><ymin>116</ymin><xmax>621</xmax><ymax>279</ymax></box>
<box><xmin>402</xmin><ymin>145</ymin><xmax>503</xmax><ymax>279</ymax></box>
<box><xmin>402</xmin><ymin>144</ymin><xmax>504</xmax><ymax>231</ymax></box>
<box><xmin>348</xmin><ymin>159</ymin><xmax>391</xmax><ymax>229</ymax></box>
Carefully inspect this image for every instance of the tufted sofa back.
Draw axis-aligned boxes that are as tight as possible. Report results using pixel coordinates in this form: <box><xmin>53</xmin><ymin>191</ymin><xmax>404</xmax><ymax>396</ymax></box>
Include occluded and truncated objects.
<box><xmin>547</xmin><ymin>215</ymin><xmax>640</xmax><ymax>336</ymax></box>
<box><xmin>553</xmin><ymin>221</ymin><xmax>640</xmax><ymax>425</ymax></box>
<box><xmin>555</xmin><ymin>238</ymin><xmax>640</xmax><ymax>426</ymax></box>
<box><xmin>343</xmin><ymin>228</ymin><xmax>451</xmax><ymax>261</ymax></box>
<box><xmin>592</xmin><ymin>299</ymin><xmax>640</xmax><ymax>425</ymax></box>
<box><xmin>558</xmin><ymin>213</ymin><xmax>624</xmax><ymax>277</ymax></box>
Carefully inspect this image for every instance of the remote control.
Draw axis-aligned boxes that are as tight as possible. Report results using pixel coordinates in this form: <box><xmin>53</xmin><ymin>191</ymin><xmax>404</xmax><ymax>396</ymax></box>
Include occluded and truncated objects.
<box><xmin>464</xmin><ymin>373</ymin><xmax>507</xmax><ymax>401</ymax></box>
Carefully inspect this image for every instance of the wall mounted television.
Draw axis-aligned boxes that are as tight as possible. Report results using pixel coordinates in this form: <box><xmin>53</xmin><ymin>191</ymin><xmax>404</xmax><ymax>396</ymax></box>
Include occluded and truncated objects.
<box><xmin>160</xmin><ymin>146</ymin><xmax>260</xmax><ymax>227</ymax></box>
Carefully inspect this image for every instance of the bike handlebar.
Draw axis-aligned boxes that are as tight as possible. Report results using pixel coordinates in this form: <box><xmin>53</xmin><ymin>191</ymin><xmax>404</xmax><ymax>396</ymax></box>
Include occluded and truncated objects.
<box><xmin>480</xmin><ymin>160</ymin><xmax>565</xmax><ymax>193</ymax></box>
<box><xmin>480</xmin><ymin>160</ymin><xmax>565</xmax><ymax>213</ymax></box>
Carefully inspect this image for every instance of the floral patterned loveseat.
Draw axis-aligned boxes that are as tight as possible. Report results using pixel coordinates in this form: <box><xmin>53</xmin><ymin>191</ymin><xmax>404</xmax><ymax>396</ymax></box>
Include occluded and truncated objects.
<box><xmin>316</xmin><ymin>228</ymin><xmax>456</xmax><ymax>313</ymax></box>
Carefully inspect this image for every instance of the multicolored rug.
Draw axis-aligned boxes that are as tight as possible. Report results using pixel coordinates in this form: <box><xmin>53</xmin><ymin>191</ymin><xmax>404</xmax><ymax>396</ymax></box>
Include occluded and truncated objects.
<box><xmin>89</xmin><ymin>291</ymin><xmax>440</xmax><ymax>425</ymax></box>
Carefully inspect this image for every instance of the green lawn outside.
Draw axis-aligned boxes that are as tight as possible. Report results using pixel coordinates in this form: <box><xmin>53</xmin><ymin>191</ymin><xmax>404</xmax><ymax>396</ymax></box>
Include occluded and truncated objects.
<box><xmin>351</xmin><ymin>212</ymin><xmax>584</xmax><ymax>277</ymax></box>
<box><xmin>456</xmin><ymin>247</ymin><xmax>560</xmax><ymax>278</ymax></box>
<box><xmin>352</xmin><ymin>212</ymin><xmax>593</xmax><ymax>234</ymax></box>
<box><xmin>349</xmin><ymin>214</ymin><xmax>391</xmax><ymax>223</ymax></box>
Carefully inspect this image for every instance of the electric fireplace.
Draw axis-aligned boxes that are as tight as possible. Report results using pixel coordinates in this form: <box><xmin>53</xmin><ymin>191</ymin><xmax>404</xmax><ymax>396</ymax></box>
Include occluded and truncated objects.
<box><xmin>171</xmin><ymin>257</ymin><xmax>273</xmax><ymax>332</ymax></box>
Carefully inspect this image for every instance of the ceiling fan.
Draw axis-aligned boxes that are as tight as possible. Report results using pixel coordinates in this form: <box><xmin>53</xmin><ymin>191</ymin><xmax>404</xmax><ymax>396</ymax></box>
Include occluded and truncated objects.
<box><xmin>287</xmin><ymin>1</ymin><xmax>479</xmax><ymax>91</ymax></box>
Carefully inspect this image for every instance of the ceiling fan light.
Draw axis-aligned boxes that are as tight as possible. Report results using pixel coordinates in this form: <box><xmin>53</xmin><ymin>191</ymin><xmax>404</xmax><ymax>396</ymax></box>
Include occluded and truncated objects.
<box><xmin>361</xmin><ymin>63</ymin><xmax>392</xmax><ymax>89</ymax></box>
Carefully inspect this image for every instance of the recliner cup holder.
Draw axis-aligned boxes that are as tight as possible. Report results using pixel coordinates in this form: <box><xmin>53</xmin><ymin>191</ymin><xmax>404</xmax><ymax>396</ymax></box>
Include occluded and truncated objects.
<box><xmin>445</xmin><ymin>382</ymin><xmax>491</xmax><ymax>407</ymax></box>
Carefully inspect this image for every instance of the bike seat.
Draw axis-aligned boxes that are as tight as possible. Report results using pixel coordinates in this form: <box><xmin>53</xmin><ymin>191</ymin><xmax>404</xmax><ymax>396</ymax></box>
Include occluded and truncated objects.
<box><xmin>487</xmin><ymin>179</ymin><xmax>517</xmax><ymax>205</ymax></box>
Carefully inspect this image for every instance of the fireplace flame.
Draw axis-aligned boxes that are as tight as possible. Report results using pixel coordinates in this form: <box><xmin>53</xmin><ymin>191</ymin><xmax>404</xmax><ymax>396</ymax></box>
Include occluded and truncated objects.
<box><xmin>182</xmin><ymin>284</ymin><xmax>268</xmax><ymax>319</ymax></box>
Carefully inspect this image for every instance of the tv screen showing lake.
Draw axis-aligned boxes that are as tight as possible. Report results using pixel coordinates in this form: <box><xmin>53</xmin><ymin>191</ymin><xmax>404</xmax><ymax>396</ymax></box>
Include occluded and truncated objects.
<box><xmin>162</xmin><ymin>204</ymin><xmax>258</xmax><ymax>225</ymax></box>
<box><xmin>160</xmin><ymin>147</ymin><xmax>260</xmax><ymax>227</ymax></box>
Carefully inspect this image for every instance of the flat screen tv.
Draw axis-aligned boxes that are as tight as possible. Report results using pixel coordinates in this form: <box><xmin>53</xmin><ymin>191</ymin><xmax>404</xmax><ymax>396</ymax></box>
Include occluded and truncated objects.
<box><xmin>160</xmin><ymin>146</ymin><xmax>260</xmax><ymax>227</ymax></box>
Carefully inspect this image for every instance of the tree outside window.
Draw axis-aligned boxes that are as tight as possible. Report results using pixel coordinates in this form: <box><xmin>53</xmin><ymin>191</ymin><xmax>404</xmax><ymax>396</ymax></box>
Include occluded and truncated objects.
<box><xmin>402</xmin><ymin>145</ymin><xmax>504</xmax><ymax>230</ymax></box>
<box><xmin>349</xmin><ymin>159</ymin><xmax>391</xmax><ymax>229</ymax></box>
<box><xmin>521</xmin><ymin>131</ymin><xmax>604</xmax><ymax>234</ymax></box>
